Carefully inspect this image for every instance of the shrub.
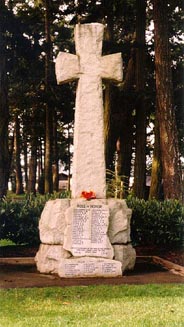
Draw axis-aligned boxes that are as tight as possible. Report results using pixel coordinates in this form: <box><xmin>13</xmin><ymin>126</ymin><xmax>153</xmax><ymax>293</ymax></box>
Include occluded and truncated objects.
<box><xmin>106</xmin><ymin>169</ymin><xmax>129</xmax><ymax>199</ymax></box>
<box><xmin>0</xmin><ymin>192</ymin><xmax>70</xmax><ymax>246</ymax></box>
<box><xmin>127</xmin><ymin>196</ymin><xmax>184</xmax><ymax>247</ymax></box>
<box><xmin>0</xmin><ymin>200</ymin><xmax>42</xmax><ymax>246</ymax></box>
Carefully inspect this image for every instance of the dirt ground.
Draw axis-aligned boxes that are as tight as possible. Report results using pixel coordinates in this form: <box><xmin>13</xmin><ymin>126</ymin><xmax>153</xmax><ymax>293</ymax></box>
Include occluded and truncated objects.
<box><xmin>136</xmin><ymin>246</ymin><xmax>184</xmax><ymax>267</ymax></box>
<box><xmin>0</xmin><ymin>246</ymin><xmax>184</xmax><ymax>288</ymax></box>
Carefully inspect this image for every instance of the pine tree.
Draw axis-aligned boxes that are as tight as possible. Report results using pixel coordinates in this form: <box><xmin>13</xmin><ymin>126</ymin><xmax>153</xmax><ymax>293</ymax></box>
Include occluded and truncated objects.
<box><xmin>153</xmin><ymin>0</ymin><xmax>182</xmax><ymax>200</ymax></box>
<box><xmin>0</xmin><ymin>1</ymin><xmax>10</xmax><ymax>198</ymax></box>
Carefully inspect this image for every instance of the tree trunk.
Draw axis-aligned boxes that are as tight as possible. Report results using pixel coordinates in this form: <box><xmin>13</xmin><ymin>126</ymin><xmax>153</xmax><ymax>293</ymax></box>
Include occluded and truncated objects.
<box><xmin>104</xmin><ymin>5</ymin><xmax>115</xmax><ymax>171</ymax></box>
<box><xmin>149</xmin><ymin>112</ymin><xmax>162</xmax><ymax>199</ymax></box>
<box><xmin>104</xmin><ymin>83</ymin><xmax>114</xmax><ymax>170</ymax></box>
<box><xmin>116</xmin><ymin>50</ymin><xmax>135</xmax><ymax>197</ymax></box>
<box><xmin>14</xmin><ymin>114</ymin><xmax>24</xmax><ymax>194</ymax></box>
<box><xmin>38</xmin><ymin>137</ymin><xmax>44</xmax><ymax>194</ymax></box>
<box><xmin>44</xmin><ymin>0</ymin><xmax>53</xmax><ymax>193</ymax></box>
<box><xmin>153</xmin><ymin>0</ymin><xmax>182</xmax><ymax>201</ymax></box>
<box><xmin>52</xmin><ymin>109</ymin><xmax>59</xmax><ymax>192</ymax></box>
<box><xmin>28</xmin><ymin>109</ymin><xmax>37</xmax><ymax>194</ymax></box>
<box><xmin>23</xmin><ymin>134</ymin><xmax>28</xmax><ymax>191</ymax></box>
<box><xmin>0</xmin><ymin>1</ymin><xmax>10</xmax><ymax>198</ymax></box>
<box><xmin>117</xmin><ymin>102</ymin><xmax>134</xmax><ymax>197</ymax></box>
<box><xmin>133</xmin><ymin>0</ymin><xmax>146</xmax><ymax>199</ymax></box>
<box><xmin>28</xmin><ymin>148</ymin><xmax>37</xmax><ymax>195</ymax></box>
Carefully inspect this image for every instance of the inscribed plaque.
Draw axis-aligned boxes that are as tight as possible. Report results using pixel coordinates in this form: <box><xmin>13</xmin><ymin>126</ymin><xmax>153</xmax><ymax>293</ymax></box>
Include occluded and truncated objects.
<box><xmin>63</xmin><ymin>200</ymin><xmax>114</xmax><ymax>259</ymax></box>
<box><xmin>58</xmin><ymin>257</ymin><xmax>122</xmax><ymax>278</ymax></box>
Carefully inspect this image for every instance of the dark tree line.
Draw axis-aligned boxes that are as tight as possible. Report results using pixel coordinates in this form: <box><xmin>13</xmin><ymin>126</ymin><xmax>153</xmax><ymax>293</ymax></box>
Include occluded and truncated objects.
<box><xmin>0</xmin><ymin>0</ymin><xmax>183</xmax><ymax>201</ymax></box>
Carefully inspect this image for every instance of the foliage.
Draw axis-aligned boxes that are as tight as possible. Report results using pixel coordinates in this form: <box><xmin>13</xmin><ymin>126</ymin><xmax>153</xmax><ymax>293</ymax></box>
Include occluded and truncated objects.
<box><xmin>0</xmin><ymin>199</ymin><xmax>41</xmax><ymax>245</ymax></box>
<box><xmin>0</xmin><ymin>194</ymin><xmax>183</xmax><ymax>248</ymax></box>
<box><xmin>0</xmin><ymin>192</ymin><xmax>69</xmax><ymax>245</ymax></box>
<box><xmin>1</xmin><ymin>285</ymin><xmax>184</xmax><ymax>327</ymax></box>
<box><xmin>127</xmin><ymin>196</ymin><xmax>184</xmax><ymax>247</ymax></box>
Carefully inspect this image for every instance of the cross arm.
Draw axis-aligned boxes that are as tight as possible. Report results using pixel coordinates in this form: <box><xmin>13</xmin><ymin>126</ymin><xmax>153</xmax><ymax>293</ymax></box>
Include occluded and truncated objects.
<box><xmin>100</xmin><ymin>53</ymin><xmax>123</xmax><ymax>82</ymax></box>
<box><xmin>55</xmin><ymin>52</ymin><xmax>80</xmax><ymax>84</ymax></box>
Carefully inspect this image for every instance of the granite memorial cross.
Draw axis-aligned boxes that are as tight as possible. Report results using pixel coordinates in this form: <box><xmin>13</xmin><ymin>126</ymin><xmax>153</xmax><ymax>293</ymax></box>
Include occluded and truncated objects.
<box><xmin>56</xmin><ymin>23</ymin><xmax>122</xmax><ymax>198</ymax></box>
<box><xmin>36</xmin><ymin>26</ymin><xmax>135</xmax><ymax>276</ymax></box>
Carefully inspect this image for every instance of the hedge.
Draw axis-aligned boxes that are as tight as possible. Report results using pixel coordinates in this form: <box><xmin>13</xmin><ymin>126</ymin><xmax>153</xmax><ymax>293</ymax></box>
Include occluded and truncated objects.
<box><xmin>127</xmin><ymin>197</ymin><xmax>184</xmax><ymax>247</ymax></box>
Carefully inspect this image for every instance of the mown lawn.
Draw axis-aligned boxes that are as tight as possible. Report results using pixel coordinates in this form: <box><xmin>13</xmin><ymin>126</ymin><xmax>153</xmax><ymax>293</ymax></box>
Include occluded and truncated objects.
<box><xmin>0</xmin><ymin>284</ymin><xmax>184</xmax><ymax>327</ymax></box>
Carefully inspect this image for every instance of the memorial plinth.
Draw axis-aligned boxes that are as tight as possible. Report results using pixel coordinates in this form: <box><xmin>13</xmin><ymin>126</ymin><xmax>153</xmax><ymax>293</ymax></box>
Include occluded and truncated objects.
<box><xmin>35</xmin><ymin>198</ymin><xmax>136</xmax><ymax>277</ymax></box>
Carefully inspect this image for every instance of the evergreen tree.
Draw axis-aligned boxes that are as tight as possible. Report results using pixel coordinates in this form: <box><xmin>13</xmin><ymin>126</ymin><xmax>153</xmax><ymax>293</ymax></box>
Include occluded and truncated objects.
<box><xmin>14</xmin><ymin>113</ymin><xmax>24</xmax><ymax>194</ymax></box>
<box><xmin>153</xmin><ymin>0</ymin><xmax>182</xmax><ymax>200</ymax></box>
<box><xmin>0</xmin><ymin>1</ymin><xmax>10</xmax><ymax>198</ymax></box>
<box><xmin>133</xmin><ymin>0</ymin><xmax>147</xmax><ymax>199</ymax></box>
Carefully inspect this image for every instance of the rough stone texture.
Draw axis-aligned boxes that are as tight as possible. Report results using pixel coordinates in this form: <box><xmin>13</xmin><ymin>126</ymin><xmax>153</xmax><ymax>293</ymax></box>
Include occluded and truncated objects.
<box><xmin>55</xmin><ymin>52</ymin><xmax>80</xmax><ymax>84</ymax></box>
<box><xmin>107</xmin><ymin>199</ymin><xmax>132</xmax><ymax>244</ymax></box>
<box><xmin>100</xmin><ymin>53</ymin><xmax>123</xmax><ymax>81</ymax></box>
<box><xmin>55</xmin><ymin>23</ymin><xmax>122</xmax><ymax>199</ymax></box>
<box><xmin>39</xmin><ymin>199</ymin><xmax>69</xmax><ymax>245</ymax></box>
<box><xmin>63</xmin><ymin>199</ymin><xmax>114</xmax><ymax>259</ymax></box>
<box><xmin>58</xmin><ymin>257</ymin><xmax>122</xmax><ymax>278</ymax></box>
<box><xmin>35</xmin><ymin>197</ymin><xmax>136</xmax><ymax>276</ymax></box>
<box><xmin>113</xmin><ymin>244</ymin><xmax>136</xmax><ymax>273</ymax></box>
<box><xmin>35</xmin><ymin>244</ymin><xmax>71</xmax><ymax>274</ymax></box>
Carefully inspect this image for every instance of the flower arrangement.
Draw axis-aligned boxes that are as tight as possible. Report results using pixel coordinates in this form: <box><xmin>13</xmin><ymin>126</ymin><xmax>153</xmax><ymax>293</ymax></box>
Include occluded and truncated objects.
<box><xmin>80</xmin><ymin>191</ymin><xmax>96</xmax><ymax>200</ymax></box>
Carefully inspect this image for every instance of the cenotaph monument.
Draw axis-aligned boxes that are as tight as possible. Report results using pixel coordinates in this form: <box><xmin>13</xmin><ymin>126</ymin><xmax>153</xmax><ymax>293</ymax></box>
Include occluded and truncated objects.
<box><xmin>35</xmin><ymin>23</ymin><xmax>136</xmax><ymax>278</ymax></box>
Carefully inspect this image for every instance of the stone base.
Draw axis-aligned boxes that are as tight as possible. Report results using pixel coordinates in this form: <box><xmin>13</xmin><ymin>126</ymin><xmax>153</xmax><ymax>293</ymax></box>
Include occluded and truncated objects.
<box><xmin>113</xmin><ymin>244</ymin><xmax>136</xmax><ymax>273</ymax></box>
<box><xmin>35</xmin><ymin>198</ymin><xmax>136</xmax><ymax>277</ymax></box>
<box><xmin>35</xmin><ymin>244</ymin><xmax>71</xmax><ymax>274</ymax></box>
<box><xmin>58</xmin><ymin>257</ymin><xmax>122</xmax><ymax>278</ymax></box>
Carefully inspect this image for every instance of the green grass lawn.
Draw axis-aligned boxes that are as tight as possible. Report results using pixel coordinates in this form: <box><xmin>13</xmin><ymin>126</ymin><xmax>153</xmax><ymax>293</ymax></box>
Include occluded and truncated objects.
<box><xmin>0</xmin><ymin>239</ymin><xmax>16</xmax><ymax>247</ymax></box>
<box><xmin>0</xmin><ymin>284</ymin><xmax>184</xmax><ymax>327</ymax></box>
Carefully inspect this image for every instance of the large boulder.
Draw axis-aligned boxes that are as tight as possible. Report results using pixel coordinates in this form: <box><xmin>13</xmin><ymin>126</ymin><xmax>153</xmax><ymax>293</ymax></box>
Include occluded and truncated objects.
<box><xmin>107</xmin><ymin>199</ymin><xmax>132</xmax><ymax>244</ymax></box>
<box><xmin>39</xmin><ymin>199</ymin><xmax>70</xmax><ymax>244</ymax></box>
<box><xmin>113</xmin><ymin>244</ymin><xmax>136</xmax><ymax>273</ymax></box>
<box><xmin>35</xmin><ymin>244</ymin><xmax>71</xmax><ymax>274</ymax></box>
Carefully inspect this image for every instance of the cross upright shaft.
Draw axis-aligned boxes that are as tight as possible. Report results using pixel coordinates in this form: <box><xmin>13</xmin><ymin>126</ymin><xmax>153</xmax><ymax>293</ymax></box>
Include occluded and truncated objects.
<box><xmin>56</xmin><ymin>23</ymin><xmax>122</xmax><ymax>198</ymax></box>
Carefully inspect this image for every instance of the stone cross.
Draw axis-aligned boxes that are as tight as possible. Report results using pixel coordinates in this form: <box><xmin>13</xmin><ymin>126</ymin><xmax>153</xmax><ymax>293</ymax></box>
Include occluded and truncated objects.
<box><xmin>56</xmin><ymin>23</ymin><xmax>122</xmax><ymax>198</ymax></box>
